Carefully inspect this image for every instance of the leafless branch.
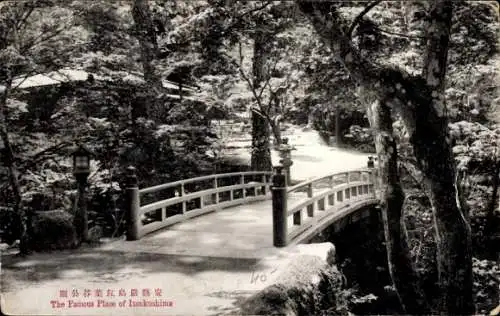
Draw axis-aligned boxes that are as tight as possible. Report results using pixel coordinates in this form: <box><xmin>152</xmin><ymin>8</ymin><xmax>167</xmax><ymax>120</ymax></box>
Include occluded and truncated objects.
<box><xmin>373</xmin><ymin>25</ymin><xmax>427</xmax><ymax>40</ymax></box>
<box><xmin>15</xmin><ymin>5</ymin><xmax>35</xmax><ymax>32</ymax></box>
<box><xmin>348</xmin><ymin>0</ymin><xmax>383</xmax><ymax>39</ymax></box>
<box><xmin>234</xmin><ymin>1</ymin><xmax>272</xmax><ymax>21</ymax></box>
<box><xmin>257</xmin><ymin>55</ymin><xmax>280</xmax><ymax>101</ymax></box>
<box><xmin>20</xmin><ymin>26</ymin><xmax>67</xmax><ymax>54</ymax></box>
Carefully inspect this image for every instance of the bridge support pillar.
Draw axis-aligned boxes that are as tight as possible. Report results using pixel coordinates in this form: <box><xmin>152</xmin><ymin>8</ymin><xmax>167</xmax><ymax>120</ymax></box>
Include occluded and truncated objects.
<box><xmin>124</xmin><ymin>166</ymin><xmax>141</xmax><ymax>241</ymax></box>
<box><xmin>272</xmin><ymin>166</ymin><xmax>288</xmax><ymax>247</ymax></box>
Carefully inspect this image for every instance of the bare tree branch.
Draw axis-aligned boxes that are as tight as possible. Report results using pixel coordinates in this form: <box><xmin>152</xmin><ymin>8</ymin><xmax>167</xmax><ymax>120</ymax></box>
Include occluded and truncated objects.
<box><xmin>348</xmin><ymin>0</ymin><xmax>383</xmax><ymax>39</ymax></box>
<box><xmin>234</xmin><ymin>1</ymin><xmax>272</xmax><ymax>22</ymax></box>
<box><xmin>20</xmin><ymin>26</ymin><xmax>67</xmax><ymax>54</ymax></box>
<box><xmin>15</xmin><ymin>4</ymin><xmax>35</xmax><ymax>32</ymax></box>
<box><xmin>257</xmin><ymin>56</ymin><xmax>279</xmax><ymax>101</ymax></box>
<box><xmin>373</xmin><ymin>25</ymin><xmax>427</xmax><ymax>40</ymax></box>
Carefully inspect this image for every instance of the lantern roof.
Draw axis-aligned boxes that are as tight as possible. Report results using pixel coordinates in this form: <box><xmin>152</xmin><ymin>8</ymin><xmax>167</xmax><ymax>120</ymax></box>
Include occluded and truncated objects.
<box><xmin>72</xmin><ymin>144</ymin><xmax>94</xmax><ymax>157</ymax></box>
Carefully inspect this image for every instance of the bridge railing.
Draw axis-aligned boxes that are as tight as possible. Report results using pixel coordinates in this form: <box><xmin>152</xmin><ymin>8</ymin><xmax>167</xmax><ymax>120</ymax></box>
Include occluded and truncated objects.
<box><xmin>271</xmin><ymin>165</ymin><xmax>378</xmax><ymax>247</ymax></box>
<box><xmin>124</xmin><ymin>167</ymin><xmax>272</xmax><ymax>240</ymax></box>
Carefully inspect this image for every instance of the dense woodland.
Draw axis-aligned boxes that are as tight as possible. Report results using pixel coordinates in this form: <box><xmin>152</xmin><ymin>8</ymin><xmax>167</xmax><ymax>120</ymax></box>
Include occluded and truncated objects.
<box><xmin>0</xmin><ymin>0</ymin><xmax>499</xmax><ymax>315</ymax></box>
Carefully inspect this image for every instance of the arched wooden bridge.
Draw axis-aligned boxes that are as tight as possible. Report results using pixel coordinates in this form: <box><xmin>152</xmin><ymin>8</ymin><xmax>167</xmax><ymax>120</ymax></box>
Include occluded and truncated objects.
<box><xmin>105</xmin><ymin>164</ymin><xmax>380</xmax><ymax>258</ymax></box>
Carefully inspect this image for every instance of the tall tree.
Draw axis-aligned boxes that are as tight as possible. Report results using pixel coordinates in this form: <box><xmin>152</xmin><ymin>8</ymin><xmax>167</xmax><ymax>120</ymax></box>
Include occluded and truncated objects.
<box><xmin>131</xmin><ymin>0</ymin><xmax>162</xmax><ymax>90</ymax></box>
<box><xmin>364</xmin><ymin>92</ymin><xmax>430</xmax><ymax>313</ymax></box>
<box><xmin>297</xmin><ymin>1</ymin><xmax>473</xmax><ymax>314</ymax></box>
<box><xmin>250</xmin><ymin>15</ymin><xmax>273</xmax><ymax>171</ymax></box>
<box><xmin>0</xmin><ymin>0</ymin><xmax>78</xmax><ymax>253</ymax></box>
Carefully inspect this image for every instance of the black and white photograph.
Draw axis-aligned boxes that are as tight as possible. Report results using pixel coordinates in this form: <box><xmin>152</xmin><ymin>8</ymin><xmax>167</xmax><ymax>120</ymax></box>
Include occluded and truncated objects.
<box><xmin>0</xmin><ymin>0</ymin><xmax>499</xmax><ymax>315</ymax></box>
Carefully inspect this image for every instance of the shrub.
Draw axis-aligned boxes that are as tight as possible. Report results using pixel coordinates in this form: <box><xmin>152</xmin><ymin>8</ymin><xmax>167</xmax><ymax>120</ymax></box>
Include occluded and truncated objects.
<box><xmin>30</xmin><ymin>210</ymin><xmax>78</xmax><ymax>251</ymax></box>
<box><xmin>0</xmin><ymin>207</ymin><xmax>22</xmax><ymax>245</ymax></box>
<box><xmin>343</xmin><ymin>125</ymin><xmax>375</xmax><ymax>152</ymax></box>
<box><xmin>473</xmin><ymin>258</ymin><xmax>500</xmax><ymax>314</ymax></box>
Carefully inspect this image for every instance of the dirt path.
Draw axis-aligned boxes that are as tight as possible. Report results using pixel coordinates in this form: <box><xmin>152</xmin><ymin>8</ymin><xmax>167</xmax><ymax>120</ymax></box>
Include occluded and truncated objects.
<box><xmin>1</xmin><ymin>246</ymin><xmax>259</xmax><ymax>315</ymax></box>
<box><xmin>224</xmin><ymin>127</ymin><xmax>373</xmax><ymax>181</ymax></box>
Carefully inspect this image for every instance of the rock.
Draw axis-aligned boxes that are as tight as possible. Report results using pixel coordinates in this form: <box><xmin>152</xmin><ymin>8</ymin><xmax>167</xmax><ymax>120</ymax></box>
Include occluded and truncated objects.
<box><xmin>239</xmin><ymin>243</ymin><xmax>347</xmax><ymax>316</ymax></box>
<box><xmin>88</xmin><ymin>225</ymin><xmax>103</xmax><ymax>244</ymax></box>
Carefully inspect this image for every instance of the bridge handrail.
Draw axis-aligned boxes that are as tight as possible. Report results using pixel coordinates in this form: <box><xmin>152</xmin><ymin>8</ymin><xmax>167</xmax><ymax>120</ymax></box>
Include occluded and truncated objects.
<box><xmin>140</xmin><ymin>182</ymin><xmax>267</xmax><ymax>214</ymax></box>
<box><xmin>270</xmin><ymin>166</ymin><xmax>378</xmax><ymax>247</ymax></box>
<box><xmin>140</xmin><ymin>171</ymin><xmax>273</xmax><ymax>195</ymax></box>
<box><xmin>125</xmin><ymin>169</ymin><xmax>274</xmax><ymax>240</ymax></box>
<box><xmin>287</xmin><ymin>168</ymin><xmax>373</xmax><ymax>194</ymax></box>
<box><xmin>287</xmin><ymin>181</ymin><xmax>368</xmax><ymax>216</ymax></box>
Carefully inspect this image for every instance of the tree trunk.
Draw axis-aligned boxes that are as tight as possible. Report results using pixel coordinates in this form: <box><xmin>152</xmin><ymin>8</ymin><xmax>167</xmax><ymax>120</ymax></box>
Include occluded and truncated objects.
<box><xmin>296</xmin><ymin>1</ymin><xmax>473</xmax><ymax>313</ymax></box>
<box><xmin>132</xmin><ymin>0</ymin><xmax>162</xmax><ymax>88</ymax></box>
<box><xmin>251</xmin><ymin>110</ymin><xmax>272</xmax><ymax>171</ymax></box>
<box><xmin>485</xmin><ymin>158</ymin><xmax>500</xmax><ymax>259</ymax></box>
<box><xmin>419</xmin><ymin>1</ymin><xmax>473</xmax><ymax>313</ymax></box>
<box><xmin>335</xmin><ymin>105</ymin><xmax>342</xmax><ymax>147</ymax></box>
<box><xmin>0</xmin><ymin>80</ymin><xmax>30</xmax><ymax>254</ymax></box>
<box><xmin>367</xmin><ymin>98</ymin><xmax>430</xmax><ymax>314</ymax></box>
<box><xmin>250</xmin><ymin>25</ymin><xmax>272</xmax><ymax>171</ymax></box>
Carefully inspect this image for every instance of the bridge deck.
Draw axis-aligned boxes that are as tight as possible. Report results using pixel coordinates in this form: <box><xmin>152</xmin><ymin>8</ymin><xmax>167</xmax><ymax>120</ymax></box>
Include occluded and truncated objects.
<box><xmin>101</xmin><ymin>193</ymin><xmax>319</xmax><ymax>259</ymax></box>
<box><xmin>91</xmin><ymin>196</ymin><xmax>334</xmax><ymax>315</ymax></box>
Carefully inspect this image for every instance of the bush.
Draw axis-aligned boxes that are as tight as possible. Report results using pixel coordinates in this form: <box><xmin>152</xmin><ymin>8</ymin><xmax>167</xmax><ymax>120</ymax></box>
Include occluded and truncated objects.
<box><xmin>473</xmin><ymin>258</ymin><xmax>500</xmax><ymax>314</ymax></box>
<box><xmin>0</xmin><ymin>208</ymin><xmax>22</xmax><ymax>245</ymax></box>
<box><xmin>343</xmin><ymin>125</ymin><xmax>375</xmax><ymax>153</ymax></box>
<box><xmin>30</xmin><ymin>210</ymin><xmax>78</xmax><ymax>251</ymax></box>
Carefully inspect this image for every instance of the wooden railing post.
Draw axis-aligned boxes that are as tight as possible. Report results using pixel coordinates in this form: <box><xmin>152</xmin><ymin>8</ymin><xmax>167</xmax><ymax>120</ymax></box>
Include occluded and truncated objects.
<box><xmin>213</xmin><ymin>178</ymin><xmax>219</xmax><ymax>204</ymax></box>
<box><xmin>180</xmin><ymin>183</ymin><xmax>186</xmax><ymax>214</ymax></box>
<box><xmin>261</xmin><ymin>174</ymin><xmax>267</xmax><ymax>194</ymax></box>
<box><xmin>241</xmin><ymin>174</ymin><xmax>246</xmax><ymax>199</ymax></box>
<box><xmin>307</xmin><ymin>183</ymin><xmax>314</xmax><ymax>217</ymax></box>
<box><xmin>272</xmin><ymin>166</ymin><xmax>288</xmax><ymax>247</ymax></box>
<box><xmin>125</xmin><ymin>166</ymin><xmax>141</xmax><ymax>241</ymax></box>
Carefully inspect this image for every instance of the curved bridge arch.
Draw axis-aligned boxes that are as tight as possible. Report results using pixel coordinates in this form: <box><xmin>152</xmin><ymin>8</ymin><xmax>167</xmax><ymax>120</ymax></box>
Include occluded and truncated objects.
<box><xmin>278</xmin><ymin>168</ymin><xmax>378</xmax><ymax>246</ymax></box>
<box><xmin>123</xmin><ymin>166</ymin><xmax>379</xmax><ymax>247</ymax></box>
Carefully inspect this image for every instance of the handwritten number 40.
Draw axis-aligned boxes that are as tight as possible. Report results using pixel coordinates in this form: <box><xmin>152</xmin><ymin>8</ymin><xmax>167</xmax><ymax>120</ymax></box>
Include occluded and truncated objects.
<box><xmin>250</xmin><ymin>268</ymin><xmax>278</xmax><ymax>284</ymax></box>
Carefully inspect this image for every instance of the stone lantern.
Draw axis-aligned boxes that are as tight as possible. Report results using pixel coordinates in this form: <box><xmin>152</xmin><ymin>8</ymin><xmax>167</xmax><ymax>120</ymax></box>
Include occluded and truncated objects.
<box><xmin>72</xmin><ymin>144</ymin><xmax>92</xmax><ymax>242</ymax></box>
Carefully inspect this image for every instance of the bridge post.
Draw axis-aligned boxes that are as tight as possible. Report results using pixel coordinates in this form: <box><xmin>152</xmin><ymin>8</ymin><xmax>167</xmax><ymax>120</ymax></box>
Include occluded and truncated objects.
<box><xmin>367</xmin><ymin>156</ymin><xmax>377</xmax><ymax>198</ymax></box>
<box><xmin>272</xmin><ymin>166</ymin><xmax>288</xmax><ymax>247</ymax></box>
<box><xmin>367</xmin><ymin>156</ymin><xmax>375</xmax><ymax>168</ymax></box>
<box><xmin>124</xmin><ymin>166</ymin><xmax>141</xmax><ymax>241</ymax></box>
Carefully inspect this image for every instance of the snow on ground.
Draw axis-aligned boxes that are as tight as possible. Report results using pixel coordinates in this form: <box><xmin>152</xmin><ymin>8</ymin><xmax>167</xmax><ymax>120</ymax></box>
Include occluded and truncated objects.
<box><xmin>222</xmin><ymin>126</ymin><xmax>373</xmax><ymax>181</ymax></box>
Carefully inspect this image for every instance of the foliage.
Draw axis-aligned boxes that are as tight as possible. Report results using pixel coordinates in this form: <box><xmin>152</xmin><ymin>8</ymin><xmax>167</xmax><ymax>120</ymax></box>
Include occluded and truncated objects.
<box><xmin>450</xmin><ymin>121</ymin><xmax>499</xmax><ymax>171</ymax></box>
<box><xmin>473</xmin><ymin>258</ymin><xmax>500</xmax><ymax>314</ymax></box>
<box><xmin>0</xmin><ymin>0</ymin><xmax>498</xmax><ymax>312</ymax></box>
<box><xmin>0</xmin><ymin>0</ymin><xmax>237</xmax><ymax>247</ymax></box>
<box><xmin>342</xmin><ymin>125</ymin><xmax>375</xmax><ymax>153</ymax></box>
<box><xmin>30</xmin><ymin>210</ymin><xmax>78</xmax><ymax>251</ymax></box>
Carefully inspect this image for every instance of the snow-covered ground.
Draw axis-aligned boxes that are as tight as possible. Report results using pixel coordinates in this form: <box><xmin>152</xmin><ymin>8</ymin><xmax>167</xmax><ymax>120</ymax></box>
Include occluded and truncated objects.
<box><xmin>222</xmin><ymin>126</ymin><xmax>374</xmax><ymax>182</ymax></box>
